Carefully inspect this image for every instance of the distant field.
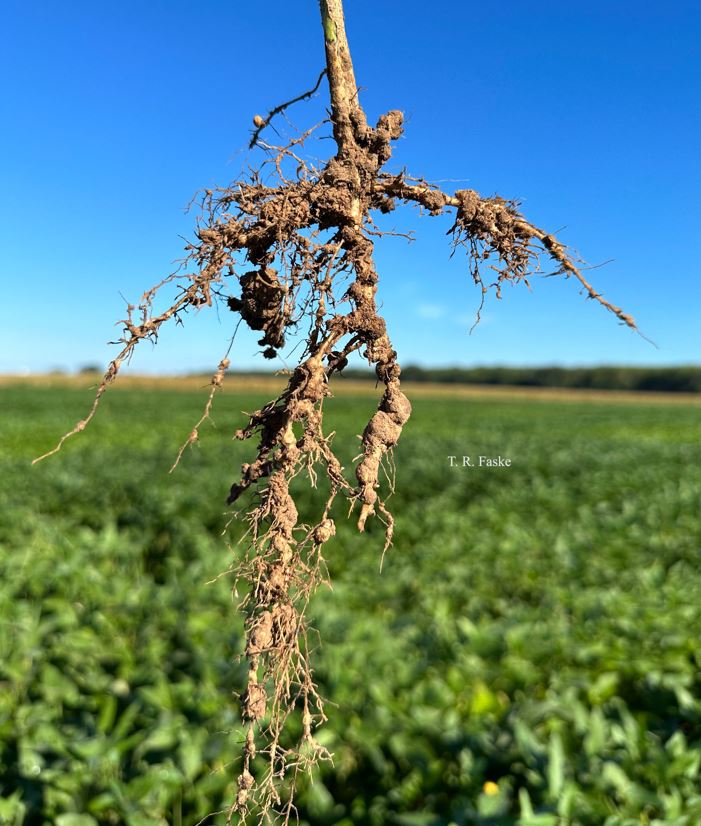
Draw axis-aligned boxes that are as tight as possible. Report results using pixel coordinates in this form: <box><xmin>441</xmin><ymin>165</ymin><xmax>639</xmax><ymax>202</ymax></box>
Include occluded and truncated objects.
<box><xmin>1</xmin><ymin>384</ymin><xmax>700</xmax><ymax>825</ymax></box>
<box><xmin>3</xmin><ymin>371</ymin><xmax>701</xmax><ymax>405</ymax></box>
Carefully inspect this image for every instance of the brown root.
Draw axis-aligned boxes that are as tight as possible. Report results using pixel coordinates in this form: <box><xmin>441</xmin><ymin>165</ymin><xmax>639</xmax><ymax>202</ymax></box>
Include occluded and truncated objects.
<box><xmin>35</xmin><ymin>2</ymin><xmax>641</xmax><ymax>822</ymax></box>
<box><xmin>374</xmin><ymin>174</ymin><xmax>642</xmax><ymax>333</ymax></box>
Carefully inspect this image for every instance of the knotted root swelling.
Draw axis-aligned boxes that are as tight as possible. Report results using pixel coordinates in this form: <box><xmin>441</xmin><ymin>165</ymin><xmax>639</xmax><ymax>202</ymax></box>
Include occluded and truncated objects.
<box><xmin>227</xmin><ymin>267</ymin><xmax>290</xmax><ymax>356</ymax></box>
<box><xmin>373</xmin><ymin>175</ymin><xmax>639</xmax><ymax>330</ymax></box>
<box><xmin>34</xmin><ymin>8</ymin><xmax>639</xmax><ymax>820</ymax></box>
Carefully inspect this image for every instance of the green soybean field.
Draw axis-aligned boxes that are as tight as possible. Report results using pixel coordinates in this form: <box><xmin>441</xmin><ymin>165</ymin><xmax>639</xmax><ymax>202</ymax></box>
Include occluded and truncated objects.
<box><xmin>1</xmin><ymin>381</ymin><xmax>700</xmax><ymax>826</ymax></box>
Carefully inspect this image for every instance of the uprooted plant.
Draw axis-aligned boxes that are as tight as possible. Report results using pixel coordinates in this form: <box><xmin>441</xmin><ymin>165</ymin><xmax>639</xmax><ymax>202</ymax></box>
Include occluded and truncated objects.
<box><xmin>35</xmin><ymin>1</ymin><xmax>641</xmax><ymax>822</ymax></box>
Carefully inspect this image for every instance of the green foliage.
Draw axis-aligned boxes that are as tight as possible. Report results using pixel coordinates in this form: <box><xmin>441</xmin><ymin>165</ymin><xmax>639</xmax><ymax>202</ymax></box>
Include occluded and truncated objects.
<box><xmin>1</xmin><ymin>386</ymin><xmax>700</xmax><ymax>824</ymax></box>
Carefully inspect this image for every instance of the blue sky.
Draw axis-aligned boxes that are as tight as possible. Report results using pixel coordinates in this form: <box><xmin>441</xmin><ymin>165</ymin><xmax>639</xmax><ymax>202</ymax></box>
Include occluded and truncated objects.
<box><xmin>1</xmin><ymin>0</ymin><xmax>699</xmax><ymax>373</ymax></box>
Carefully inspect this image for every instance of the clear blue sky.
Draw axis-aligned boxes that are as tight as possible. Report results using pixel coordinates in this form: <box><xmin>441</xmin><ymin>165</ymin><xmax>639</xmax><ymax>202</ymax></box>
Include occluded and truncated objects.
<box><xmin>1</xmin><ymin>0</ymin><xmax>699</xmax><ymax>373</ymax></box>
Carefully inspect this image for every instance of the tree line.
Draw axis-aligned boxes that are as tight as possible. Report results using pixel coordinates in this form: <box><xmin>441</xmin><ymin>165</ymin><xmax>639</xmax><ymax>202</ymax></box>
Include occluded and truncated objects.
<box><xmin>340</xmin><ymin>365</ymin><xmax>701</xmax><ymax>392</ymax></box>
